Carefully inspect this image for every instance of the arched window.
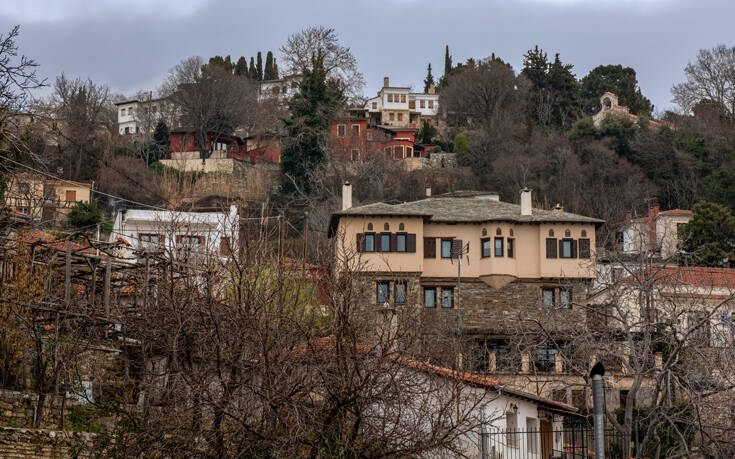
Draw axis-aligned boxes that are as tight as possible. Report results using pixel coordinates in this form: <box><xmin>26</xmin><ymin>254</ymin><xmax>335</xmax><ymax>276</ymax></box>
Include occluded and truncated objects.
<box><xmin>565</xmin><ymin>229</ymin><xmax>571</xmax><ymax>237</ymax></box>
<box><xmin>581</xmin><ymin>229</ymin><xmax>587</xmax><ymax>237</ymax></box>
<box><xmin>384</xmin><ymin>223</ymin><xmax>390</xmax><ymax>231</ymax></box>
<box><xmin>496</xmin><ymin>227</ymin><xmax>502</xmax><ymax>235</ymax></box>
<box><xmin>399</xmin><ymin>223</ymin><xmax>405</xmax><ymax>231</ymax></box>
<box><xmin>509</xmin><ymin>229</ymin><xmax>514</xmax><ymax>237</ymax></box>
<box><xmin>367</xmin><ymin>223</ymin><xmax>373</xmax><ymax>231</ymax></box>
<box><xmin>603</xmin><ymin>97</ymin><xmax>612</xmax><ymax>109</ymax></box>
<box><xmin>482</xmin><ymin>228</ymin><xmax>487</xmax><ymax>236</ymax></box>
<box><xmin>549</xmin><ymin>229</ymin><xmax>554</xmax><ymax>237</ymax></box>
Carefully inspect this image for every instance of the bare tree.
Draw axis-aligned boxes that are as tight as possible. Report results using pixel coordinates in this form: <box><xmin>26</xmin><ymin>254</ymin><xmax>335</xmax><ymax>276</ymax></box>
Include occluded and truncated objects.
<box><xmin>161</xmin><ymin>56</ymin><xmax>257</xmax><ymax>161</ymax></box>
<box><xmin>280</xmin><ymin>26</ymin><xmax>365</xmax><ymax>101</ymax></box>
<box><xmin>672</xmin><ymin>44</ymin><xmax>735</xmax><ymax>119</ymax></box>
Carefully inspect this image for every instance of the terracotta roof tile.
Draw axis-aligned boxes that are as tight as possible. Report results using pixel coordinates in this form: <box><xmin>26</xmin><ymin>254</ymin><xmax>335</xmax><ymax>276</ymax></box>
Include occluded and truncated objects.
<box><xmin>623</xmin><ymin>266</ymin><xmax>735</xmax><ymax>289</ymax></box>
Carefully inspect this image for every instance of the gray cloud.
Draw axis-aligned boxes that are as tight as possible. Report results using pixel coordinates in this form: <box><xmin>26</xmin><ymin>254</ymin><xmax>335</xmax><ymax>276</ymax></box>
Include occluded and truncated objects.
<box><xmin>1</xmin><ymin>0</ymin><xmax>733</xmax><ymax>112</ymax></box>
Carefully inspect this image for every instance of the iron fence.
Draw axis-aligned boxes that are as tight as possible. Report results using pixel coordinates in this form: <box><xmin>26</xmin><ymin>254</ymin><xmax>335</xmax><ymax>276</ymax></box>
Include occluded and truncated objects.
<box><xmin>480</xmin><ymin>425</ymin><xmax>632</xmax><ymax>459</ymax></box>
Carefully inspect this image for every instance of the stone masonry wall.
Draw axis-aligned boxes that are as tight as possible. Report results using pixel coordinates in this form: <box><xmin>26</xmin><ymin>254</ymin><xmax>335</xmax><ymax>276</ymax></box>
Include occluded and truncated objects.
<box><xmin>0</xmin><ymin>426</ymin><xmax>96</xmax><ymax>459</ymax></box>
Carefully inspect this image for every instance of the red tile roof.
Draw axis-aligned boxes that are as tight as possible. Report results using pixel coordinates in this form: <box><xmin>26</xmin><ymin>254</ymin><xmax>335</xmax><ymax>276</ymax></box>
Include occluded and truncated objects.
<box><xmin>623</xmin><ymin>266</ymin><xmax>735</xmax><ymax>289</ymax></box>
<box><xmin>658</xmin><ymin>209</ymin><xmax>692</xmax><ymax>216</ymax></box>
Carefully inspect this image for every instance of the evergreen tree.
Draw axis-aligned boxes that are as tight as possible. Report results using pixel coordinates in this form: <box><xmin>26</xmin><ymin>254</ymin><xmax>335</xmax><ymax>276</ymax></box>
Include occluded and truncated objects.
<box><xmin>444</xmin><ymin>45</ymin><xmax>452</xmax><ymax>77</ymax></box>
<box><xmin>423</xmin><ymin>63</ymin><xmax>435</xmax><ymax>93</ymax></box>
<box><xmin>281</xmin><ymin>54</ymin><xmax>344</xmax><ymax>194</ymax></box>
<box><xmin>256</xmin><ymin>51</ymin><xmax>263</xmax><ymax>81</ymax></box>
<box><xmin>273</xmin><ymin>58</ymin><xmax>279</xmax><ymax>79</ymax></box>
<box><xmin>264</xmin><ymin>51</ymin><xmax>275</xmax><ymax>80</ymax></box>
<box><xmin>249</xmin><ymin>57</ymin><xmax>257</xmax><ymax>80</ymax></box>
<box><xmin>679</xmin><ymin>201</ymin><xmax>735</xmax><ymax>267</ymax></box>
<box><xmin>235</xmin><ymin>56</ymin><xmax>248</xmax><ymax>77</ymax></box>
<box><xmin>580</xmin><ymin>64</ymin><xmax>653</xmax><ymax>116</ymax></box>
<box><xmin>547</xmin><ymin>53</ymin><xmax>581</xmax><ymax>130</ymax></box>
<box><xmin>152</xmin><ymin>119</ymin><xmax>170</xmax><ymax>153</ymax></box>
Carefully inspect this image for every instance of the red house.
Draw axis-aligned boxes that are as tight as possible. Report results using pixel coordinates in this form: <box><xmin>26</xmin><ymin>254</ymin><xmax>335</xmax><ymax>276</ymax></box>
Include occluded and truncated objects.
<box><xmin>330</xmin><ymin>118</ymin><xmax>431</xmax><ymax>162</ymax></box>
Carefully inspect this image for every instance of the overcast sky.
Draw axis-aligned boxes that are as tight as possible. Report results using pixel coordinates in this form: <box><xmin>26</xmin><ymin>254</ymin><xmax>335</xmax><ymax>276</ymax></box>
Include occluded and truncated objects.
<box><xmin>1</xmin><ymin>0</ymin><xmax>733</xmax><ymax>113</ymax></box>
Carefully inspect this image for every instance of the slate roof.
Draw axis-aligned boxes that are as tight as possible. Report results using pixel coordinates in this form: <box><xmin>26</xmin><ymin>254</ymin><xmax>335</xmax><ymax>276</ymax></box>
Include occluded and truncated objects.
<box><xmin>329</xmin><ymin>194</ymin><xmax>603</xmax><ymax>236</ymax></box>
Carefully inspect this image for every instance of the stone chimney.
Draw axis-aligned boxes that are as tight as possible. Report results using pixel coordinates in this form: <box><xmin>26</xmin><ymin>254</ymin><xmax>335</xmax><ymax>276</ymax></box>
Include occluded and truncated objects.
<box><xmin>383</xmin><ymin>76</ymin><xmax>389</xmax><ymax>87</ymax></box>
<box><xmin>425</xmin><ymin>187</ymin><xmax>432</xmax><ymax>197</ymax></box>
<box><xmin>342</xmin><ymin>181</ymin><xmax>352</xmax><ymax>210</ymax></box>
<box><xmin>520</xmin><ymin>188</ymin><xmax>532</xmax><ymax>216</ymax></box>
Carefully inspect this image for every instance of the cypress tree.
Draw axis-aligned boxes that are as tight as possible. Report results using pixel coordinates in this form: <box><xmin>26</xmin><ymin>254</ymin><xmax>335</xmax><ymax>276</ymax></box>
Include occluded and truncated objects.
<box><xmin>273</xmin><ymin>58</ymin><xmax>279</xmax><ymax>79</ymax></box>
<box><xmin>423</xmin><ymin>63</ymin><xmax>435</xmax><ymax>93</ymax></box>
<box><xmin>281</xmin><ymin>54</ymin><xmax>344</xmax><ymax>194</ymax></box>
<box><xmin>249</xmin><ymin>57</ymin><xmax>257</xmax><ymax>80</ymax></box>
<box><xmin>235</xmin><ymin>56</ymin><xmax>248</xmax><ymax>76</ymax></box>
<box><xmin>256</xmin><ymin>52</ymin><xmax>263</xmax><ymax>81</ymax></box>
<box><xmin>444</xmin><ymin>45</ymin><xmax>452</xmax><ymax>77</ymax></box>
<box><xmin>264</xmin><ymin>51</ymin><xmax>275</xmax><ymax>80</ymax></box>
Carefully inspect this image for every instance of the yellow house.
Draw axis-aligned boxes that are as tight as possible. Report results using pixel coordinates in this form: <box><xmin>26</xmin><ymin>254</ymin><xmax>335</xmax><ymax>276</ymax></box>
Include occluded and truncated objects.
<box><xmin>4</xmin><ymin>173</ymin><xmax>92</xmax><ymax>223</ymax></box>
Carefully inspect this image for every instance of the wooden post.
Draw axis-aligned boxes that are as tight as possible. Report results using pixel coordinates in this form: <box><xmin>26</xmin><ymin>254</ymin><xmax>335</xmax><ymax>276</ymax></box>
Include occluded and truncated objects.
<box><xmin>64</xmin><ymin>240</ymin><xmax>71</xmax><ymax>305</ymax></box>
<box><xmin>103</xmin><ymin>258</ymin><xmax>111</xmax><ymax>318</ymax></box>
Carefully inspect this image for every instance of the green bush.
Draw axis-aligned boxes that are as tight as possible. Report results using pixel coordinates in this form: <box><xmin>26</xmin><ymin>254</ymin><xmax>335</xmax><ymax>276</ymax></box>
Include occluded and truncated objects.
<box><xmin>66</xmin><ymin>201</ymin><xmax>102</xmax><ymax>230</ymax></box>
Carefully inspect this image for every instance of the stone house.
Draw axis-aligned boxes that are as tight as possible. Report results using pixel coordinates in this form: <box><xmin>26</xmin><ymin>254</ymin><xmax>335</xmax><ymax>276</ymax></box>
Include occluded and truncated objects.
<box><xmin>329</xmin><ymin>185</ymin><xmax>606</xmax><ymax>404</ymax></box>
<box><xmin>363</xmin><ymin>77</ymin><xmax>439</xmax><ymax>129</ymax></box>
<box><xmin>3</xmin><ymin>173</ymin><xmax>92</xmax><ymax>224</ymax></box>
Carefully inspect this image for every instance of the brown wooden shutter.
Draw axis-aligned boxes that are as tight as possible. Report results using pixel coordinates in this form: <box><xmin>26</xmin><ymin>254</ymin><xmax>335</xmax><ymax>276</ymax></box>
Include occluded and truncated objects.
<box><xmin>199</xmin><ymin>236</ymin><xmax>206</xmax><ymax>245</ymax></box>
<box><xmin>356</xmin><ymin>233</ymin><xmax>365</xmax><ymax>252</ymax></box>
<box><xmin>407</xmin><ymin>234</ymin><xmax>416</xmax><ymax>252</ymax></box>
<box><xmin>424</xmin><ymin>237</ymin><xmax>436</xmax><ymax>258</ymax></box>
<box><xmin>176</xmin><ymin>235</ymin><xmax>183</xmax><ymax>244</ymax></box>
<box><xmin>579</xmin><ymin>239</ymin><xmax>591</xmax><ymax>258</ymax></box>
<box><xmin>546</xmin><ymin>238</ymin><xmax>557</xmax><ymax>258</ymax></box>
<box><xmin>452</xmin><ymin>239</ymin><xmax>463</xmax><ymax>258</ymax></box>
<box><xmin>571</xmin><ymin>239</ymin><xmax>578</xmax><ymax>258</ymax></box>
<box><xmin>558</xmin><ymin>239</ymin><xmax>564</xmax><ymax>257</ymax></box>
<box><xmin>391</xmin><ymin>233</ymin><xmax>398</xmax><ymax>252</ymax></box>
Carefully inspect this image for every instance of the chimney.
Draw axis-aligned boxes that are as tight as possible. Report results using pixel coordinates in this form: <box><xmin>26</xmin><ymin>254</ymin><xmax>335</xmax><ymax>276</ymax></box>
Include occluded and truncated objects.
<box><xmin>342</xmin><ymin>181</ymin><xmax>352</xmax><ymax>210</ymax></box>
<box><xmin>625</xmin><ymin>211</ymin><xmax>632</xmax><ymax>223</ymax></box>
<box><xmin>425</xmin><ymin>187</ymin><xmax>432</xmax><ymax>197</ymax></box>
<box><xmin>428</xmin><ymin>84</ymin><xmax>436</xmax><ymax>95</ymax></box>
<box><xmin>383</xmin><ymin>76</ymin><xmax>389</xmax><ymax>88</ymax></box>
<box><xmin>553</xmin><ymin>203</ymin><xmax>563</xmax><ymax>211</ymax></box>
<box><xmin>520</xmin><ymin>188</ymin><xmax>532</xmax><ymax>216</ymax></box>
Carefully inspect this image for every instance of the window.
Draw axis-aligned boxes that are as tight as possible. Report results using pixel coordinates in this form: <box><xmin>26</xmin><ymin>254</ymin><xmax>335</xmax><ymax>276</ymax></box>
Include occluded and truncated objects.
<box><xmin>481</xmin><ymin>238</ymin><xmax>491</xmax><ymax>258</ymax></box>
<box><xmin>387</xmin><ymin>94</ymin><xmax>393</xmax><ymax>103</ymax></box>
<box><xmin>424</xmin><ymin>237</ymin><xmax>436</xmax><ymax>258</ymax></box>
<box><xmin>139</xmin><ymin>233</ymin><xmax>163</xmax><ymax>245</ymax></box>
<box><xmin>351</xmin><ymin>124</ymin><xmax>360</xmax><ymax>136</ymax></box>
<box><xmin>561</xmin><ymin>239</ymin><xmax>573</xmax><ymax>258</ymax></box>
<box><xmin>372</xmin><ymin>102</ymin><xmax>377</xmax><ymax>109</ymax></box>
<box><xmin>220</xmin><ymin>237</ymin><xmax>231</xmax><ymax>256</ymax></box>
<box><xmin>688</xmin><ymin>311</ymin><xmax>710</xmax><ymax>342</ymax></box>
<box><xmin>384</xmin><ymin>223</ymin><xmax>390</xmax><ymax>231</ymax></box>
<box><xmin>396</xmin><ymin>233</ymin><xmax>407</xmax><ymax>252</ymax></box>
<box><xmin>441</xmin><ymin>287</ymin><xmax>454</xmax><ymax>308</ymax></box>
<box><xmin>409</xmin><ymin>100</ymin><xmax>415</xmax><ymax>109</ymax></box>
<box><xmin>337</xmin><ymin>124</ymin><xmax>346</xmax><ymax>137</ymax></box>
<box><xmin>476</xmin><ymin>339</ymin><xmax>515</xmax><ymax>372</ymax></box>
<box><xmin>496</xmin><ymin>227</ymin><xmax>502</xmax><ymax>236</ymax></box>
<box><xmin>399</xmin><ymin>223</ymin><xmax>405</xmax><ymax>230</ymax></box>
<box><xmin>424</xmin><ymin>287</ymin><xmax>436</xmax><ymax>308</ymax></box>
<box><xmin>367</xmin><ymin>131</ymin><xmax>373</xmax><ymax>141</ymax></box>
<box><xmin>397</xmin><ymin>113</ymin><xmax>403</xmax><ymax>121</ymax></box>
<box><xmin>619</xmin><ymin>390</ymin><xmax>630</xmax><ymax>409</ymax></box>
<box><xmin>364</xmin><ymin>233</ymin><xmax>375</xmax><ymax>252</ymax></box>
<box><xmin>559</xmin><ymin>288</ymin><xmax>572</xmax><ymax>308</ymax></box>
<box><xmin>400</xmin><ymin>94</ymin><xmax>406</xmax><ymax>103</ymax></box>
<box><xmin>177</xmin><ymin>235</ymin><xmax>204</xmax><ymax>246</ymax></box>
<box><xmin>546</xmin><ymin>238</ymin><xmax>557</xmax><ymax>258</ymax></box>
<box><xmin>389</xmin><ymin>113</ymin><xmax>395</xmax><ymax>121</ymax></box>
<box><xmin>542</xmin><ymin>288</ymin><xmax>555</xmax><ymax>307</ymax></box>
<box><xmin>506</xmin><ymin>412</ymin><xmax>518</xmax><ymax>447</ymax></box>
<box><xmin>535</xmin><ymin>345</ymin><xmax>557</xmax><ymax>372</ymax></box>
<box><xmin>376</xmin><ymin>282</ymin><xmax>390</xmax><ymax>303</ymax></box>
<box><xmin>380</xmin><ymin>233</ymin><xmax>391</xmax><ymax>252</ymax></box>
<box><xmin>65</xmin><ymin>190</ymin><xmax>77</xmax><ymax>202</ymax></box>
<box><xmin>351</xmin><ymin>149</ymin><xmax>360</xmax><ymax>161</ymax></box>
<box><xmin>526</xmin><ymin>418</ymin><xmax>539</xmax><ymax>454</ymax></box>
<box><xmin>395</xmin><ymin>282</ymin><xmax>407</xmax><ymax>303</ymax></box>
<box><xmin>124</xmin><ymin>127</ymin><xmax>130</xmax><ymax>134</ymax></box>
<box><xmin>420</xmin><ymin>100</ymin><xmax>425</xmax><ymax>108</ymax></box>
<box><xmin>441</xmin><ymin>239</ymin><xmax>453</xmax><ymax>258</ymax></box>
<box><xmin>579</xmin><ymin>238</ymin><xmax>591</xmax><ymax>258</ymax></box>
<box><xmin>494</xmin><ymin>237</ymin><xmax>504</xmax><ymax>257</ymax></box>
<box><xmin>121</xmin><ymin>108</ymin><xmax>126</xmax><ymax>116</ymax></box>
<box><xmin>507</xmin><ymin>238</ymin><xmax>515</xmax><ymax>258</ymax></box>
<box><xmin>428</xmin><ymin>100</ymin><xmax>434</xmax><ymax>109</ymax></box>
<box><xmin>384</xmin><ymin>146</ymin><xmax>392</xmax><ymax>158</ymax></box>
<box><xmin>581</xmin><ymin>229</ymin><xmax>587</xmax><ymax>237</ymax></box>
<box><xmin>565</xmin><ymin>229</ymin><xmax>571</xmax><ymax>237</ymax></box>
<box><xmin>394</xmin><ymin>146</ymin><xmax>404</xmax><ymax>159</ymax></box>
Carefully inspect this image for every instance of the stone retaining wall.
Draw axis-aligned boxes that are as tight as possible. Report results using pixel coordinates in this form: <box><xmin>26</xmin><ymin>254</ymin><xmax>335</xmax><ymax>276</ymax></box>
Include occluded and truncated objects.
<box><xmin>0</xmin><ymin>426</ymin><xmax>96</xmax><ymax>458</ymax></box>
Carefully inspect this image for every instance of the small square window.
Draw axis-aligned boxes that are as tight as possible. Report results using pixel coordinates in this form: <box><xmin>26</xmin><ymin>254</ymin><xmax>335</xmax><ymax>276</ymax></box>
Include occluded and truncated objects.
<box><xmin>441</xmin><ymin>287</ymin><xmax>454</xmax><ymax>308</ymax></box>
<box><xmin>482</xmin><ymin>238</ymin><xmax>491</xmax><ymax>258</ymax></box>
<box><xmin>494</xmin><ymin>237</ymin><xmax>504</xmax><ymax>257</ymax></box>
<box><xmin>365</xmin><ymin>233</ymin><xmax>375</xmax><ymax>252</ymax></box>
<box><xmin>397</xmin><ymin>113</ymin><xmax>403</xmax><ymax>121</ymax></box>
<box><xmin>396</xmin><ymin>233</ymin><xmax>407</xmax><ymax>252</ymax></box>
<box><xmin>395</xmin><ymin>282</ymin><xmax>407</xmax><ymax>303</ymax></box>
<box><xmin>441</xmin><ymin>239</ymin><xmax>453</xmax><ymax>258</ymax></box>
<box><xmin>372</xmin><ymin>102</ymin><xmax>377</xmax><ymax>109</ymax></box>
<box><xmin>542</xmin><ymin>288</ymin><xmax>555</xmax><ymax>308</ymax></box>
<box><xmin>376</xmin><ymin>282</ymin><xmax>390</xmax><ymax>303</ymax></box>
<box><xmin>424</xmin><ymin>287</ymin><xmax>436</xmax><ymax>308</ymax></box>
<box><xmin>389</xmin><ymin>113</ymin><xmax>395</xmax><ymax>121</ymax></box>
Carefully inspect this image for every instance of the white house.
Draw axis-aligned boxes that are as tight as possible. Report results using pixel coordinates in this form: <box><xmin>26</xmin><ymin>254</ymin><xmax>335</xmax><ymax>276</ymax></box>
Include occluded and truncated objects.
<box><xmin>109</xmin><ymin>205</ymin><xmax>238</xmax><ymax>260</ymax></box>
<box><xmin>115</xmin><ymin>96</ymin><xmax>176</xmax><ymax>136</ymax></box>
<box><xmin>364</xmin><ymin>76</ymin><xmax>439</xmax><ymax>128</ymax></box>
<box><xmin>258</xmin><ymin>74</ymin><xmax>301</xmax><ymax>103</ymax></box>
